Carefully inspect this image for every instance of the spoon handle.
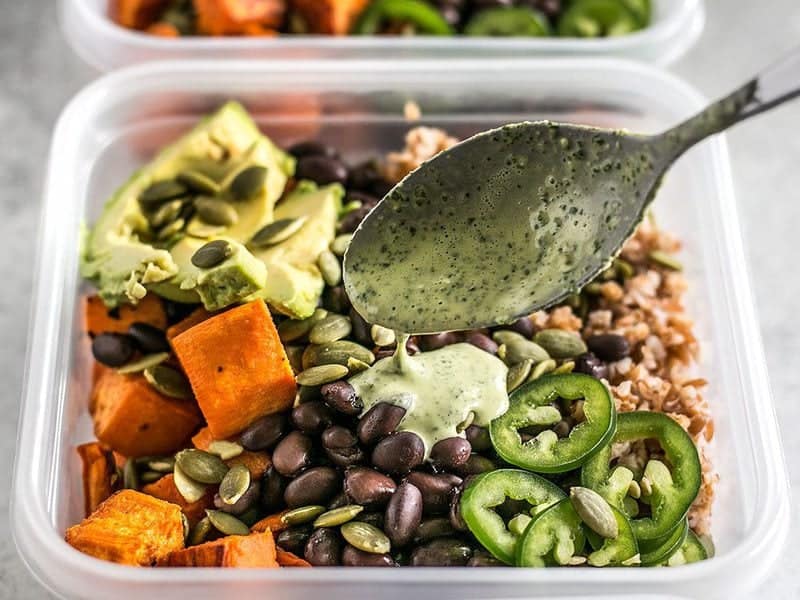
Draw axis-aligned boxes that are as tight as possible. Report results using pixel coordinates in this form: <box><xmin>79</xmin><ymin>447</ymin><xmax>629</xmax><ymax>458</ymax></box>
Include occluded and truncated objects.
<box><xmin>661</xmin><ymin>47</ymin><xmax>800</xmax><ymax>157</ymax></box>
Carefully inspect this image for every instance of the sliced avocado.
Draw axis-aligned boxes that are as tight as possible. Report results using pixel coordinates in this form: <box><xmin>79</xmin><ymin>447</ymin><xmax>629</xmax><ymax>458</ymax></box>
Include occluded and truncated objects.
<box><xmin>81</xmin><ymin>101</ymin><xmax>294</xmax><ymax>308</ymax></box>
<box><xmin>249</xmin><ymin>182</ymin><xmax>344</xmax><ymax>319</ymax></box>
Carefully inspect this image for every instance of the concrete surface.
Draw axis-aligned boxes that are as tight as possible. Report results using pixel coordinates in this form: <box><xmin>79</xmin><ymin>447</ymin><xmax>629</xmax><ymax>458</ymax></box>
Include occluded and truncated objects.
<box><xmin>0</xmin><ymin>0</ymin><xmax>797</xmax><ymax>597</ymax></box>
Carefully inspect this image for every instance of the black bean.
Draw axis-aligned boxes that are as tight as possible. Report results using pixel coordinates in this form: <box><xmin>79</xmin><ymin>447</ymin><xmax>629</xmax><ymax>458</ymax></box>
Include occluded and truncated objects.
<box><xmin>357</xmin><ymin>403</ymin><xmax>406</xmax><ymax>445</ymax></box>
<box><xmin>288</xmin><ymin>139</ymin><xmax>339</xmax><ymax>160</ymax></box>
<box><xmin>338</xmin><ymin>192</ymin><xmax>379</xmax><ymax>233</ymax></box>
<box><xmin>325</xmin><ymin>444</ymin><xmax>367</xmax><ymax>469</ymax></box>
<box><xmin>384</xmin><ymin>481</ymin><xmax>423</xmax><ymax>548</ymax></box>
<box><xmin>430</xmin><ymin>437</ymin><xmax>472</xmax><ymax>471</ymax></box>
<box><xmin>463</xmin><ymin>332</ymin><xmax>498</xmax><ymax>355</ymax></box>
<box><xmin>213</xmin><ymin>480</ymin><xmax>260</xmax><ymax>515</ymax></box>
<box><xmin>304</xmin><ymin>527</ymin><xmax>342</xmax><ymax>566</ymax></box>
<box><xmin>435</xmin><ymin>2</ymin><xmax>463</xmax><ymax>27</ymax></box>
<box><xmin>348</xmin><ymin>308</ymin><xmax>372</xmax><ymax>346</ymax></box>
<box><xmin>410</xmin><ymin>538</ymin><xmax>472</xmax><ymax>567</ymax></box>
<box><xmin>464</xmin><ymin>425</ymin><xmax>491</xmax><ymax>453</ymax></box>
<box><xmin>91</xmin><ymin>333</ymin><xmax>135</xmax><ymax>367</ymax></box>
<box><xmin>586</xmin><ymin>334</ymin><xmax>631</xmax><ymax>362</ymax></box>
<box><xmin>371</xmin><ymin>432</ymin><xmax>425</xmax><ymax>475</ymax></box>
<box><xmin>291</xmin><ymin>401</ymin><xmax>334</xmax><ymax>435</ymax></box>
<box><xmin>404</xmin><ymin>472</ymin><xmax>462</xmax><ymax>515</ymax></box>
<box><xmin>344</xmin><ymin>467</ymin><xmax>397</xmax><ymax>506</ymax></box>
<box><xmin>277</xmin><ymin>525</ymin><xmax>312</xmax><ymax>555</ymax></box>
<box><xmin>284</xmin><ymin>466</ymin><xmax>341</xmax><ymax>508</ymax></box>
<box><xmin>357</xmin><ymin>511</ymin><xmax>385</xmax><ymax>530</ymax></box>
<box><xmin>272</xmin><ymin>431</ymin><xmax>314</xmax><ymax>477</ymax></box>
<box><xmin>127</xmin><ymin>322</ymin><xmax>169</xmax><ymax>354</ymax></box>
<box><xmin>574</xmin><ymin>352</ymin><xmax>609</xmax><ymax>380</ymax></box>
<box><xmin>520</xmin><ymin>0</ymin><xmax>561</xmax><ymax>18</ymax></box>
<box><xmin>239</xmin><ymin>413</ymin><xmax>288</xmax><ymax>451</ymax></box>
<box><xmin>322</xmin><ymin>285</ymin><xmax>351</xmax><ymax>314</ymax></box>
<box><xmin>457</xmin><ymin>454</ymin><xmax>497</xmax><ymax>476</ymax></box>
<box><xmin>260</xmin><ymin>467</ymin><xmax>286</xmax><ymax>512</ymax></box>
<box><xmin>471</xmin><ymin>0</ymin><xmax>513</xmax><ymax>10</ymax></box>
<box><xmin>415</xmin><ymin>518</ymin><xmax>456</xmax><ymax>543</ymax></box>
<box><xmin>296</xmin><ymin>155</ymin><xmax>348</xmax><ymax>186</ymax></box>
<box><xmin>503</xmin><ymin>316</ymin><xmax>535</xmax><ymax>338</ymax></box>
<box><xmin>467</xmin><ymin>551</ymin><xmax>504</xmax><ymax>567</ymax></box>
<box><xmin>328</xmin><ymin>491</ymin><xmax>349</xmax><ymax>510</ymax></box>
<box><xmin>449</xmin><ymin>486</ymin><xmax>467</xmax><ymax>531</ymax></box>
<box><xmin>163</xmin><ymin>299</ymin><xmax>196</xmax><ymax>326</ymax></box>
<box><xmin>321</xmin><ymin>381</ymin><xmax>363</xmax><ymax>416</ymax></box>
<box><xmin>322</xmin><ymin>425</ymin><xmax>358</xmax><ymax>449</ymax></box>
<box><xmin>342</xmin><ymin>545</ymin><xmax>398</xmax><ymax>567</ymax></box>
<box><xmin>418</xmin><ymin>332</ymin><xmax>459</xmax><ymax>351</ymax></box>
<box><xmin>347</xmin><ymin>160</ymin><xmax>382</xmax><ymax>192</ymax></box>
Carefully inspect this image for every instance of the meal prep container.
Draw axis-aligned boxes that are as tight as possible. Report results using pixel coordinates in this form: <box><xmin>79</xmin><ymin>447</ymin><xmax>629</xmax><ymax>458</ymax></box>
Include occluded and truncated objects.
<box><xmin>12</xmin><ymin>58</ymin><xmax>788</xmax><ymax>599</ymax></box>
<box><xmin>61</xmin><ymin>0</ymin><xmax>704</xmax><ymax>71</ymax></box>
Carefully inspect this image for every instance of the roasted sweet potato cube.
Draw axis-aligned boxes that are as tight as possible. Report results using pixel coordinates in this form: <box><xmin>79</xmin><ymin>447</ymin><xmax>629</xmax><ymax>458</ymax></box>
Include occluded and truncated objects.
<box><xmin>159</xmin><ymin>530</ymin><xmax>278</xmax><ymax>567</ymax></box>
<box><xmin>77</xmin><ymin>442</ymin><xmax>119</xmax><ymax>517</ymax></box>
<box><xmin>250</xmin><ymin>510</ymin><xmax>289</xmax><ymax>534</ymax></box>
<box><xmin>290</xmin><ymin>0</ymin><xmax>369</xmax><ymax>34</ymax></box>
<box><xmin>195</xmin><ymin>0</ymin><xmax>285</xmax><ymax>35</ymax></box>
<box><xmin>109</xmin><ymin>0</ymin><xmax>169</xmax><ymax>29</ymax></box>
<box><xmin>84</xmin><ymin>293</ymin><xmax>167</xmax><ymax>337</ymax></box>
<box><xmin>141</xmin><ymin>474</ymin><xmax>214</xmax><ymax>527</ymax></box>
<box><xmin>92</xmin><ymin>369</ymin><xmax>201</xmax><ymax>457</ymax></box>
<box><xmin>172</xmin><ymin>300</ymin><xmax>295</xmax><ymax>439</ymax></box>
<box><xmin>276</xmin><ymin>548</ymin><xmax>311</xmax><ymax>567</ymax></box>
<box><xmin>65</xmin><ymin>490</ymin><xmax>185</xmax><ymax>566</ymax></box>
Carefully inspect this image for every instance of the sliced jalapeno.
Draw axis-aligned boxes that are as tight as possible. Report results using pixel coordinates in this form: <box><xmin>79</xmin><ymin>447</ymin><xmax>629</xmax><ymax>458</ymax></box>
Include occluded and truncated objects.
<box><xmin>516</xmin><ymin>498</ymin><xmax>586</xmax><ymax>567</ymax></box>
<box><xmin>490</xmin><ymin>373</ymin><xmax>616</xmax><ymax>473</ymax></box>
<box><xmin>639</xmin><ymin>518</ymin><xmax>688</xmax><ymax>566</ymax></box>
<box><xmin>583</xmin><ymin>505</ymin><xmax>638</xmax><ymax>567</ymax></box>
<box><xmin>581</xmin><ymin>411</ymin><xmax>701</xmax><ymax>541</ymax></box>
<box><xmin>464</xmin><ymin>7</ymin><xmax>551</xmax><ymax>37</ymax></box>
<box><xmin>662</xmin><ymin>530</ymin><xmax>707</xmax><ymax>566</ymax></box>
<box><xmin>621</xmin><ymin>0</ymin><xmax>651</xmax><ymax>27</ymax></box>
<box><xmin>557</xmin><ymin>0</ymin><xmax>643</xmax><ymax>38</ymax></box>
<box><xmin>352</xmin><ymin>0</ymin><xmax>454</xmax><ymax>35</ymax></box>
<box><xmin>460</xmin><ymin>469</ymin><xmax>565</xmax><ymax>565</ymax></box>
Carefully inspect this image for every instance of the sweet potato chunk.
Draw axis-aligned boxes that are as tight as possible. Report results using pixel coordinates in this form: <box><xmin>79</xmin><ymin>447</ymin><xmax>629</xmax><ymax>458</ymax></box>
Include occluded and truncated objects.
<box><xmin>166</xmin><ymin>307</ymin><xmax>212</xmax><ymax>341</ymax></box>
<box><xmin>77</xmin><ymin>442</ymin><xmax>119</xmax><ymax>517</ymax></box>
<box><xmin>159</xmin><ymin>530</ymin><xmax>278</xmax><ymax>567</ymax></box>
<box><xmin>276</xmin><ymin>548</ymin><xmax>311</xmax><ymax>567</ymax></box>
<box><xmin>92</xmin><ymin>370</ymin><xmax>201</xmax><ymax>457</ymax></box>
<box><xmin>65</xmin><ymin>490</ymin><xmax>184</xmax><ymax>566</ymax></box>
<box><xmin>251</xmin><ymin>511</ymin><xmax>289</xmax><ymax>534</ymax></box>
<box><xmin>195</xmin><ymin>0</ymin><xmax>285</xmax><ymax>35</ymax></box>
<box><xmin>146</xmin><ymin>21</ymin><xmax>181</xmax><ymax>36</ymax></box>
<box><xmin>84</xmin><ymin>293</ymin><xmax>167</xmax><ymax>337</ymax></box>
<box><xmin>110</xmin><ymin>0</ymin><xmax>169</xmax><ymax>29</ymax></box>
<box><xmin>172</xmin><ymin>300</ymin><xmax>295</xmax><ymax>439</ymax></box>
<box><xmin>290</xmin><ymin>0</ymin><xmax>369</xmax><ymax>34</ymax></box>
<box><xmin>141</xmin><ymin>474</ymin><xmax>214</xmax><ymax>526</ymax></box>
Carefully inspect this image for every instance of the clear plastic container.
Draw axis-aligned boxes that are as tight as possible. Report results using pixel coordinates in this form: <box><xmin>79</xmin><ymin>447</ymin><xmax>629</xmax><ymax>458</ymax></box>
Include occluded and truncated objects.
<box><xmin>61</xmin><ymin>0</ymin><xmax>704</xmax><ymax>71</ymax></box>
<box><xmin>12</xmin><ymin>58</ymin><xmax>789</xmax><ymax>599</ymax></box>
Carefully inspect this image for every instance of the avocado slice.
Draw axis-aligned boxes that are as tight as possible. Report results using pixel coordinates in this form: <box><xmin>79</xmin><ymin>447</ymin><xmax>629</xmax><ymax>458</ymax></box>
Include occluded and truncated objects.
<box><xmin>81</xmin><ymin>101</ymin><xmax>294</xmax><ymax>308</ymax></box>
<box><xmin>249</xmin><ymin>182</ymin><xmax>344</xmax><ymax>319</ymax></box>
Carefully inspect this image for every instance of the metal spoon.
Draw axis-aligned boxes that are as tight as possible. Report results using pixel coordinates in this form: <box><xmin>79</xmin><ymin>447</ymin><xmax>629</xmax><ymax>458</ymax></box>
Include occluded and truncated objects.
<box><xmin>344</xmin><ymin>50</ymin><xmax>800</xmax><ymax>334</ymax></box>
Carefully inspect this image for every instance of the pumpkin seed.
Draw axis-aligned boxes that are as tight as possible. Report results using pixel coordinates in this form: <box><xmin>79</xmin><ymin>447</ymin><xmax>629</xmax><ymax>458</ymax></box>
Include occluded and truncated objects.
<box><xmin>285</xmin><ymin>345</ymin><xmax>305</xmax><ymax>374</ymax></box>
<box><xmin>340</xmin><ymin>521</ymin><xmax>391</xmax><ymax>554</ymax></box>
<box><xmin>370</xmin><ymin>324</ymin><xmax>396</xmax><ymax>347</ymax></box>
<box><xmin>229</xmin><ymin>165</ymin><xmax>268</xmax><ymax>201</ymax></box>
<box><xmin>208</xmin><ymin>440</ymin><xmax>244</xmax><ymax>461</ymax></box>
<box><xmin>140</xmin><ymin>470</ymin><xmax>163</xmax><ymax>484</ymax></box>
<box><xmin>506</xmin><ymin>359</ymin><xmax>533</xmax><ymax>392</ymax></box>
<box><xmin>313</xmin><ymin>505</ymin><xmax>364</xmax><ymax>528</ymax></box>
<box><xmin>144</xmin><ymin>364</ymin><xmax>192</xmax><ymax>400</ymax></box>
<box><xmin>278</xmin><ymin>307</ymin><xmax>328</xmax><ymax>343</ymax></box>
<box><xmin>309</xmin><ymin>314</ymin><xmax>352</xmax><ymax>345</ymax></box>
<box><xmin>116</xmin><ymin>352</ymin><xmax>170</xmax><ymax>375</ymax></box>
<box><xmin>570</xmin><ymin>486</ymin><xmax>619</xmax><ymax>539</ymax></box>
<box><xmin>614</xmin><ymin>258</ymin><xmax>635</xmax><ymax>279</ymax></box>
<box><xmin>175</xmin><ymin>449</ymin><xmax>229</xmax><ymax>484</ymax></box>
<box><xmin>147</xmin><ymin>456</ymin><xmax>175</xmax><ymax>473</ymax></box>
<box><xmin>177</xmin><ymin>170</ymin><xmax>221</xmax><ymax>195</ymax></box>
<box><xmin>553</xmin><ymin>360</ymin><xmax>575</xmax><ymax>374</ymax></box>
<box><xmin>156</xmin><ymin>217</ymin><xmax>186</xmax><ymax>240</ymax></box>
<box><xmin>493</xmin><ymin>331</ymin><xmax>550</xmax><ymax>364</ymax></box>
<box><xmin>219</xmin><ymin>464</ymin><xmax>251</xmax><ymax>505</ymax></box>
<box><xmin>330</xmin><ymin>233</ymin><xmax>352</xmax><ymax>257</ymax></box>
<box><xmin>281</xmin><ymin>505</ymin><xmax>327</xmax><ymax>526</ymax></box>
<box><xmin>346</xmin><ymin>356</ymin><xmax>371</xmax><ymax>374</ymax></box>
<box><xmin>173</xmin><ymin>463</ymin><xmax>208</xmax><ymax>503</ymax></box>
<box><xmin>528</xmin><ymin>358</ymin><xmax>557</xmax><ymax>382</ymax></box>
<box><xmin>194</xmin><ymin>196</ymin><xmax>239</xmax><ymax>226</ymax></box>
<box><xmin>191</xmin><ymin>239</ymin><xmax>233</xmax><ymax>269</ymax></box>
<box><xmin>149</xmin><ymin>199</ymin><xmax>184</xmax><ymax>229</ymax></box>
<box><xmin>302</xmin><ymin>341</ymin><xmax>375</xmax><ymax>369</ymax></box>
<box><xmin>139</xmin><ymin>180</ymin><xmax>188</xmax><ymax>208</ymax></box>
<box><xmin>123</xmin><ymin>458</ymin><xmax>139</xmax><ymax>490</ymax></box>
<box><xmin>296</xmin><ymin>364</ymin><xmax>349</xmax><ymax>387</ymax></box>
<box><xmin>188</xmin><ymin>516</ymin><xmax>212</xmax><ymax>546</ymax></box>
<box><xmin>648</xmin><ymin>250</ymin><xmax>682</xmax><ymax>271</ymax></box>
<box><xmin>249</xmin><ymin>216</ymin><xmax>308</xmax><ymax>248</ymax></box>
<box><xmin>206</xmin><ymin>510</ymin><xmax>250</xmax><ymax>536</ymax></box>
<box><xmin>318</xmin><ymin>249</ymin><xmax>342</xmax><ymax>287</ymax></box>
<box><xmin>185</xmin><ymin>219</ymin><xmax>226</xmax><ymax>239</ymax></box>
<box><xmin>533</xmin><ymin>329</ymin><xmax>588</xmax><ymax>359</ymax></box>
<box><xmin>508</xmin><ymin>513</ymin><xmax>532</xmax><ymax>537</ymax></box>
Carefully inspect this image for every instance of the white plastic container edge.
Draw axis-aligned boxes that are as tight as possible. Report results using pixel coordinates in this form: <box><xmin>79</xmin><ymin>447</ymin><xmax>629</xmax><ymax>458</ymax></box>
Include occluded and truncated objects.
<box><xmin>11</xmin><ymin>58</ymin><xmax>789</xmax><ymax>600</ymax></box>
<box><xmin>60</xmin><ymin>0</ymin><xmax>704</xmax><ymax>71</ymax></box>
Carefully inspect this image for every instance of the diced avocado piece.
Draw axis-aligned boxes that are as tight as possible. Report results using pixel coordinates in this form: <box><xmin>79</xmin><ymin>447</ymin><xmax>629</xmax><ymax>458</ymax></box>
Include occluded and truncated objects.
<box><xmin>81</xmin><ymin>101</ymin><xmax>294</xmax><ymax>308</ymax></box>
<box><xmin>249</xmin><ymin>182</ymin><xmax>344</xmax><ymax>319</ymax></box>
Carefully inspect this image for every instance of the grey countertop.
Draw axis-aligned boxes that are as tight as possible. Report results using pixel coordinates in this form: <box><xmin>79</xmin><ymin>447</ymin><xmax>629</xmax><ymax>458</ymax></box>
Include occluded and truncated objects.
<box><xmin>0</xmin><ymin>1</ymin><xmax>798</xmax><ymax>598</ymax></box>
